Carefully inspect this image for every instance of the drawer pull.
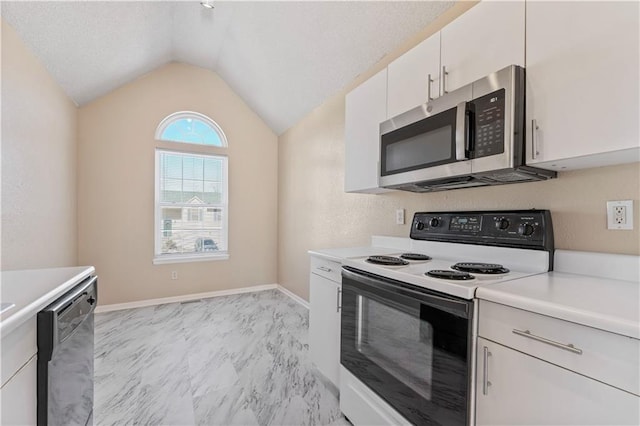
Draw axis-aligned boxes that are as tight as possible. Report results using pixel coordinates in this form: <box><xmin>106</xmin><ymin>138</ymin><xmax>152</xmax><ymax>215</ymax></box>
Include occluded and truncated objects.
<box><xmin>317</xmin><ymin>266</ymin><xmax>333</xmax><ymax>273</ymax></box>
<box><xmin>482</xmin><ymin>346</ymin><xmax>491</xmax><ymax>395</ymax></box>
<box><xmin>512</xmin><ymin>329</ymin><xmax>583</xmax><ymax>355</ymax></box>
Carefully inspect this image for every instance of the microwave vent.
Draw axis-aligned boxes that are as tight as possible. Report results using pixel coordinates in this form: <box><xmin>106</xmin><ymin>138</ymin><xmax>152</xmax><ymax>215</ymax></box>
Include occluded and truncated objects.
<box><xmin>483</xmin><ymin>171</ymin><xmax>535</xmax><ymax>183</ymax></box>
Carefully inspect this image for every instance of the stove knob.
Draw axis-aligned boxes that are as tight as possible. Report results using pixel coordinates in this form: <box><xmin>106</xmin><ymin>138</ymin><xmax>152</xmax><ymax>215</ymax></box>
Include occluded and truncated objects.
<box><xmin>415</xmin><ymin>221</ymin><xmax>425</xmax><ymax>230</ymax></box>
<box><xmin>429</xmin><ymin>218</ymin><xmax>440</xmax><ymax>228</ymax></box>
<box><xmin>495</xmin><ymin>218</ymin><xmax>510</xmax><ymax>230</ymax></box>
<box><xmin>518</xmin><ymin>223</ymin><xmax>535</xmax><ymax>236</ymax></box>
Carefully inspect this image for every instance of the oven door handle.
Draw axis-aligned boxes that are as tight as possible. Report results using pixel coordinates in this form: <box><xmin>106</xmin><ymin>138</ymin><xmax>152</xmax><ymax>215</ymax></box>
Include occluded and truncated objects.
<box><xmin>342</xmin><ymin>267</ymin><xmax>470</xmax><ymax>317</ymax></box>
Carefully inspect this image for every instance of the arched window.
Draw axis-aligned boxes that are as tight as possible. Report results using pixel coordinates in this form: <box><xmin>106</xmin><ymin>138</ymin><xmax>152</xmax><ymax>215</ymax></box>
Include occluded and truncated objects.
<box><xmin>155</xmin><ymin>111</ymin><xmax>228</xmax><ymax>147</ymax></box>
<box><xmin>153</xmin><ymin>111</ymin><xmax>229</xmax><ymax>264</ymax></box>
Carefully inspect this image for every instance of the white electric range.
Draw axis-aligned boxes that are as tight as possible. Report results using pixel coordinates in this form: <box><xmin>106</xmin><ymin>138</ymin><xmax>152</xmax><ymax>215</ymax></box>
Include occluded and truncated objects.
<box><xmin>339</xmin><ymin>210</ymin><xmax>554</xmax><ymax>426</ymax></box>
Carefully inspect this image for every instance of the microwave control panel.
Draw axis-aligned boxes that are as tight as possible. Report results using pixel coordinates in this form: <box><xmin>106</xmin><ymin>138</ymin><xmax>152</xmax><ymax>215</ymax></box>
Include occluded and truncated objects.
<box><xmin>410</xmin><ymin>210</ymin><xmax>554</xmax><ymax>251</ymax></box>
<box><xmin>472</xmin><ymin>89</ymin><xmax>505</xmax><ymax>158</ymax></box>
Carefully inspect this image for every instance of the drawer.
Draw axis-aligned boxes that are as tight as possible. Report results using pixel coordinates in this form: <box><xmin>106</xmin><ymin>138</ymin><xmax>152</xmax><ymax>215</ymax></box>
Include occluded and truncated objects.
<box><xmin>310</xmin><ymin>256</ymin><xmax>341</xmax><ymax>283</ymax></box>
<box><xmin>478</xmin><ymin>300</ymin><xmax>640</xmax><ymax>395</ymax></box>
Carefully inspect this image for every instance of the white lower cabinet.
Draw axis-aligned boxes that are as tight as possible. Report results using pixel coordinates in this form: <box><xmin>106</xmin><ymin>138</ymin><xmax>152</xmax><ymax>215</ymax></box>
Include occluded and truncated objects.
<box><xmin>0</xmin><ymin>355</ymin><xmax>37</xmax><ymax>425</ymax></box>
<box><xmin>476</xmin><ymin>337</ymin><xmax>639</xmax><ymax>425</ymax></box>
<box><xmin>308</xmin><ymin>256</ymin><xmax>341</xmax><ymax>387</ymax></box>
<box><xmin>476</xmin><ymin>300</ymin><xmax>640</xmax><ymax>425</ymax></box>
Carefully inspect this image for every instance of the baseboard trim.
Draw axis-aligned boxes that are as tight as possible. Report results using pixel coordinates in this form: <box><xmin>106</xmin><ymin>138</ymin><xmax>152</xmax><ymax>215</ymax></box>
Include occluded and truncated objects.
<box><xmin>95</xmin><ymin>284</ymin><xmax>278</xmax><ymax>313</ymax></box>
<box><xmin>277</xmin><ymin>285</ymin><xmax>309</xmax><ymax>309</ymax></box>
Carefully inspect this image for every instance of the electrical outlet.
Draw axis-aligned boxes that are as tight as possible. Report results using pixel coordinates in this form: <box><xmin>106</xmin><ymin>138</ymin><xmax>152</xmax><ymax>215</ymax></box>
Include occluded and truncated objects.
<box><xmin>607</xmin><ymin>200</ymin><xmax>633</xmax><ymax>230</ymax></box>
<box><xmin>171</xmin><ymin>271</ymin><xmax>178</xmax><ymax>280</ymax></box>
<box><xmin>396</xmin><ymin>209</ymin><xmax>405</xmax><ymax>225</ymax></box>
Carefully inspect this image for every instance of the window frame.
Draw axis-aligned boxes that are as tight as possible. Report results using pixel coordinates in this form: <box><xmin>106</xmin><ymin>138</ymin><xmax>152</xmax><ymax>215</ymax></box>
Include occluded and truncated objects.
<box><xmin>153</xmin><ymin>149</ymin><xmax>229</xmax><ymax>265</ymax></box>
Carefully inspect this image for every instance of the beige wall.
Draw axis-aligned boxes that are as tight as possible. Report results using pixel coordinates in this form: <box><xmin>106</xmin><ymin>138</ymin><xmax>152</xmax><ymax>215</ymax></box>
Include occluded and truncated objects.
<box><xmin>277</xmin><ymin>4</ymin><xmax>640</xmax><ymax>301</ymax></box>
<box><xmin>1</xmin><ymin>19</ymin><xmax>78</xmax><ymax>270</ymax></box>
<box><xmin>78</xmin><ymin>62</ymin><xmax>278</xmax><ymax>305</ymax></box>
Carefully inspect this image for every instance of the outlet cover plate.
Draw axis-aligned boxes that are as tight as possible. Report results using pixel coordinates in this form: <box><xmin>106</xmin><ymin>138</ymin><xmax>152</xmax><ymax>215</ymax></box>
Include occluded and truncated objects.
<box><xmin>607</xmin><ymin>200</ymin><xmax>633</xmax><ymax>230</ymax></box>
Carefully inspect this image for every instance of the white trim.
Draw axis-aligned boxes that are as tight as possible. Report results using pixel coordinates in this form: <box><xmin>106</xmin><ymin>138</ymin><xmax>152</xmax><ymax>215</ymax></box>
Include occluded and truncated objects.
<box><xmin>95</xmin><ymin>284</ymin><xmax>278</xmax><ymax>313</ymax></box>
<box><xmin>152</xmin><ymin>253</ymin><xmax>229</xmax><ymax>265</ymax></box>
<box><xmin>277</xmin><ymin>285</ymin><xmax>310</xmax><ymax>309</ymax></box>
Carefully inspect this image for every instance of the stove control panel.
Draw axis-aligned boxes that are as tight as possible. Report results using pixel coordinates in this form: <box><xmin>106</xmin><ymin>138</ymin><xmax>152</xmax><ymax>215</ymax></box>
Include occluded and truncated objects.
<box><xmin>411</xmin><ymin>210</ymin><xmax>554</xmax><ymax>251</ymax></box>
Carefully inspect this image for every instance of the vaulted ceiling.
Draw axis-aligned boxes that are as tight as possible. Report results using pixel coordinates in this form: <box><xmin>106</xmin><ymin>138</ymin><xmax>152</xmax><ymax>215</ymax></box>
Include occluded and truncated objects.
<box><xmin>2</xmin><ymin>1</ymin><xmax>454</xmax><ymax>134</ymax></box>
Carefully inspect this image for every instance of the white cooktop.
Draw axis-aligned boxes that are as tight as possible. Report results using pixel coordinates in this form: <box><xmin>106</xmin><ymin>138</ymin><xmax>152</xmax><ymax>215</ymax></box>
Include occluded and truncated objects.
<box><xmin>343</xmin><ymin>247</ymin><xmax>548</xmax><ymax>300</ymax></box>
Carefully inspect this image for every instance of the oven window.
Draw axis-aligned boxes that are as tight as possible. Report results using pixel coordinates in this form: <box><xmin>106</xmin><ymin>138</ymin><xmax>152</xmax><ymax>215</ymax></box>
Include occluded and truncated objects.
<box><xmin>357</xmin><ymin>296</ymin><xmax>433</xmax><ymax>400</ymax></box>
<box><xmin>341</xmin><ymin>272</ymin><xmax>471</xmax><ymax>426</ymax></box>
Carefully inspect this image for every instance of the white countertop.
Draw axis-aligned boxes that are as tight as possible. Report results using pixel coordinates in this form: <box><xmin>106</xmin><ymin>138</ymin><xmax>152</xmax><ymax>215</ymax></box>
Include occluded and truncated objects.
<box><xmin>0</xmin><ymin>266</ymin><xmax>96</xmax><ymax>337</ymax></box>
<box><xmin>476</xmin><ymin>271</ymin><xmax>640</xmax><ymax>339</ymax></box>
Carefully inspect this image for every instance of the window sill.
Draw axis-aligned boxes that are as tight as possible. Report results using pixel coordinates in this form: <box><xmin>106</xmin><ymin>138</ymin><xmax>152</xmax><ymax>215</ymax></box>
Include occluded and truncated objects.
<box><xmin>153</xmin><ymin>252</ymin><xmax>229</xmax><ymax>265</ymax></box>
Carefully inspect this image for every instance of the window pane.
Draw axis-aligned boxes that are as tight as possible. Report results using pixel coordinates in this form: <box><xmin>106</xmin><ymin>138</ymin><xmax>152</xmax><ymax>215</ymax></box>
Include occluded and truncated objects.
<box><xmin>160</xmin><ymin>117</ymin><xmax>223</xmax><ymax>146</ymax></box>
<box><xmin>163</xmin><ymin>154</ymin><xmax>183</xmax><ymax>179</ymax></box>
<box><xmin>183</xmin><ymin>157</ymin><xmax>204</xmax><ymax>180</ymax></box>
<box><xmin>157</xmin><ymin>150</ymin><xmax>227</xmax><ymax>255</ymax></box>
<box><xmin>159</xmin><ymin>206</ymin><xmax>226</xmax><ymax>254</ymax></box>
<box><xmin>203</xmin><ymin>182</ymin><xmax>223</xmax><ymax>203</ymax></box>
<box><xmin>183</xmin><ymin>179</ymin><xmax>204</xmax><ymax>195</ymax></box>
<box><xmin>204</xmin><ymin>158</ymin><xmax>223</xmax><ymax>181</ymax></box>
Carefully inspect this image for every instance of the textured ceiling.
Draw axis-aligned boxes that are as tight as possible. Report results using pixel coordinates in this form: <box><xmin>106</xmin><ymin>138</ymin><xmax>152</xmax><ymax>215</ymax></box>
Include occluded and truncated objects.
<box><xmin>1</xmin><ymin>1</ymin><xmax>454</xmax><ymax>134</ymax></box>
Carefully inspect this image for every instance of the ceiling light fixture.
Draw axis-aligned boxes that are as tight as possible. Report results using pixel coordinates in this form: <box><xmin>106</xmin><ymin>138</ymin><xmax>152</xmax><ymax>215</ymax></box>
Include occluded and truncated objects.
<box><xmin>200</xmin><ymin>1</ymin><xmax>214</xmax><ymax>9</ymax></box>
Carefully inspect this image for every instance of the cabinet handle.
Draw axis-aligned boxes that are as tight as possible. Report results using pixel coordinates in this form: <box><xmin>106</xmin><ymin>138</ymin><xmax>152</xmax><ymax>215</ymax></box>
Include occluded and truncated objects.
<box><xmin>441</xmin><ymin>65</ymin><xmax>449</xmax><ymax>95</ymax></box>
<box><xmin>512</xmin><ymin>329</ymin><xmax>583</xmax><ymax>355</ymax></box>
<box><xmin>531</xmin><ymin>119</ymin><xmax>540</xmax><ymax>160</ymax></box>
<box><xmin>336</xmin><ymin>288</ymin><xmax>342</xmax><ymax>313</ymax></box>
<box><xmin>317</xmin><ymin>266</ymin><xmax>332</xmax><ymax>273</ymax></box>
<box><xmin>427</xmin><ymin>73</ymin><xmax>434</xmax><ymax>101</ymax></box>
<box><xmin>482</xmin><ymin>346</ymin><xmax>491</xmax><ymax>395</ymax></box>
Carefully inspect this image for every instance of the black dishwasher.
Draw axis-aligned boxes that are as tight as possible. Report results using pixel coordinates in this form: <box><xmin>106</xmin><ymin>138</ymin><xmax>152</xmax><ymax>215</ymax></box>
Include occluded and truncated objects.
<box><xmin>37</xmin><ymin>275</ymin><xmax>98</xmax><ymax>426</ymax></box>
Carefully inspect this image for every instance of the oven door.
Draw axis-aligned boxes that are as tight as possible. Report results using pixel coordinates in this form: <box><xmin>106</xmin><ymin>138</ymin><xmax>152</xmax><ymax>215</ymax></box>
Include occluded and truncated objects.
<box><xmin>341</xmin><ymin>266</ymin><xmax>473</xmax><ymax>426</ymax></box>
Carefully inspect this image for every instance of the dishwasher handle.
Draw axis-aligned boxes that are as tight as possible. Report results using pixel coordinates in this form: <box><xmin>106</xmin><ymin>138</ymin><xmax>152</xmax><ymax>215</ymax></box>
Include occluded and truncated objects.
<box><xmin>37</xmin><ymin>275</ymin><xmax>98</xmax><ymax>362</ymax></box>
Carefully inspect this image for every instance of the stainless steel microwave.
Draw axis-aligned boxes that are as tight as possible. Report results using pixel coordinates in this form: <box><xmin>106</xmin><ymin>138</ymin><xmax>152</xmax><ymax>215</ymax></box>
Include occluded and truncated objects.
<box><xmin>379</xmin><ymin>65</ymin><xmax>556</xmax><ymax>192</ymax></box>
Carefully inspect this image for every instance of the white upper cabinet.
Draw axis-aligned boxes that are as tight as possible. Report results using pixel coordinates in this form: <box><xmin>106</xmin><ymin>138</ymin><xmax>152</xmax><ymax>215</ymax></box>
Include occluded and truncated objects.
<box><xmin>387</xmin><ymin>32</ymin><xmax>441</xmax><ymax>119</ymax></box>
<box><xmin>526</xmin><ymin>1</ymin><xmax>640</xmax><ymax>170</ymax></box>
<box><xmin>440</xmin><ymin>1</ymin><xmax>525</xmax><ymax>94</ymax></box>
<box><xmin>344</xmin><ymin>69</ymin><xmax>392</xmax><ymax>194</ymax></box>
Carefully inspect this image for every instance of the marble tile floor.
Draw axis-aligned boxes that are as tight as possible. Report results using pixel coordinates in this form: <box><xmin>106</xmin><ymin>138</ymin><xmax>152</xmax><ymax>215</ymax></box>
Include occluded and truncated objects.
<box><xmin>94</xmin><ymin>289</ymin><xmax>351</xmax><ymax>426</ymax></box>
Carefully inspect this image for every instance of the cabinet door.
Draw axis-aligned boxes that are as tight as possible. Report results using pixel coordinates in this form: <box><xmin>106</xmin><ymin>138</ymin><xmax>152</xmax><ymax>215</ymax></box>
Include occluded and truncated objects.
<box><xmin>0</xmin><ymin>356</ymin><xmax>37</xmax><ymax>425</ymax></box>
<box><xmin>476</xmin><ymin>338</ymin><xmax>640</xmax><ymax>425</ymax></box>
<box><xmin>526</xmin><ymin>1</ymin><xmax>640</xmax><ymax>169</ymax></box>
<box><xmin>387</xmin><ymin>32</ymin><xmax>441</xmax><ymax>118</ymax></box>
<box><xmin>309</xmin><ymin>272</ymin><xmax>341</xmax><ymax>386</ymax></box>
<box><xmin>344</xmin><ymin>69</ymin><xmax>392</xmax><ymax>194</ymax></box>
<box><xmin>440</xmin><ymin>1</ymin><xmax>524</xmax><ymax>93</ymax></box>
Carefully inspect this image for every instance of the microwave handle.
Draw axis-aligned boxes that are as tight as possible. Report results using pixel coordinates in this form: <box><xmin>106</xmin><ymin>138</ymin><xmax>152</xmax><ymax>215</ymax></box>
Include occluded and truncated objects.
<box><xmin>455</xmin><ymin>101</ymin><xmax>469</xmax><ymax>160</ymax></box>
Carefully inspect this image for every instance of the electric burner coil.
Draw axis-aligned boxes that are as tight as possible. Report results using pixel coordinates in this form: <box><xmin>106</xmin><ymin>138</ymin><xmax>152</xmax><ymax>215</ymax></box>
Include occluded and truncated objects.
<box><xmin>452</xmin><ymin>262</ymin><xmax>510</xmax><ymax>274</ymax></box>
<box><xmin>425</xmin><ymin>270</ymin><xmax>475</xmax><ymax>280</ymax></box>
<box><xmin>366</xmin><ymin>255</ymin><xmax>409</xmax><ymax>266</ymax></box>
<box><xmin>399</xmin><ymin>253</ymin><xmax>432</xmax><ymax>261</ymax></box>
